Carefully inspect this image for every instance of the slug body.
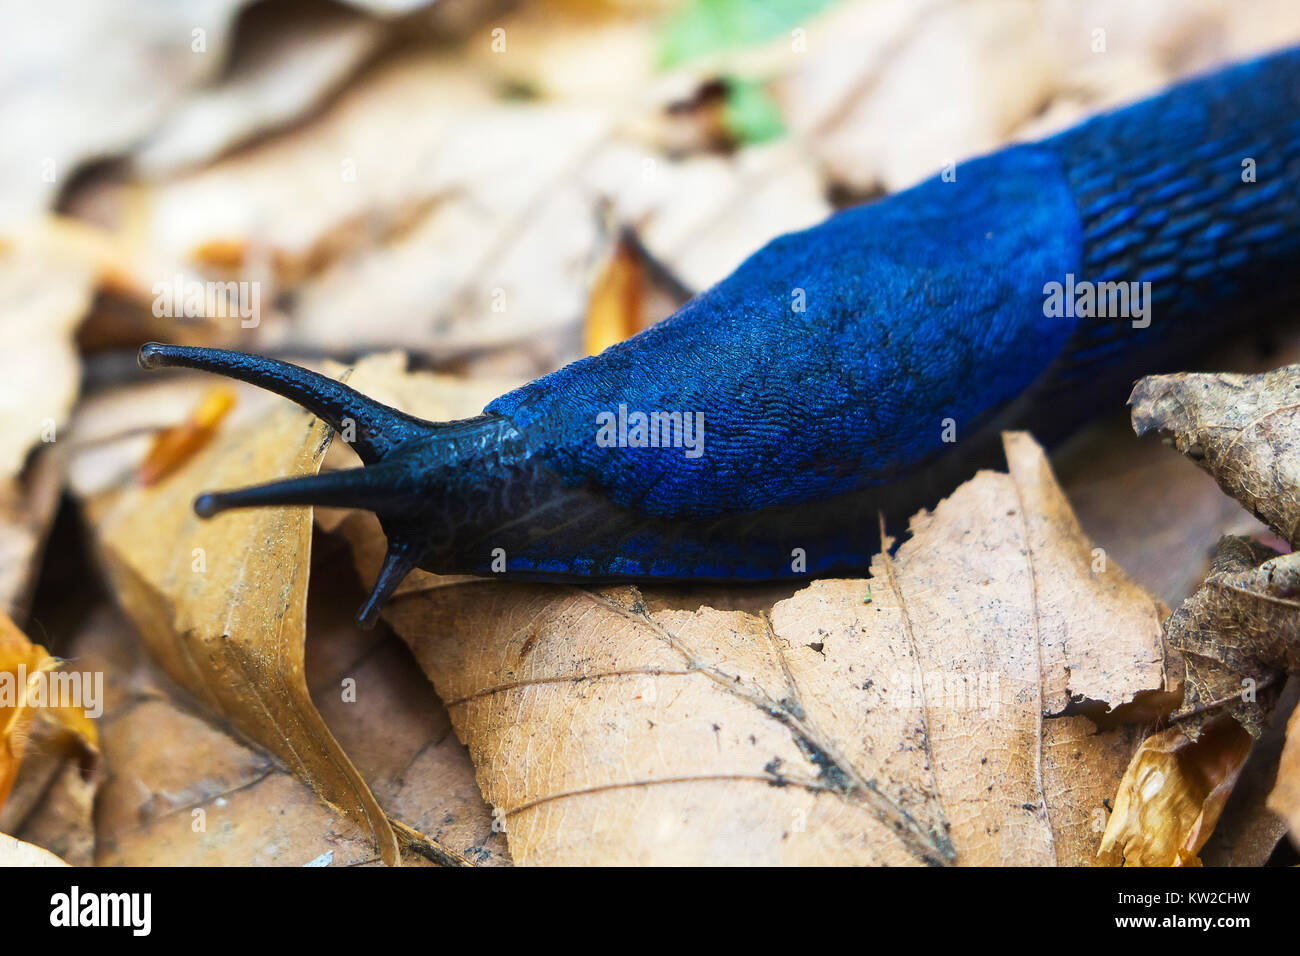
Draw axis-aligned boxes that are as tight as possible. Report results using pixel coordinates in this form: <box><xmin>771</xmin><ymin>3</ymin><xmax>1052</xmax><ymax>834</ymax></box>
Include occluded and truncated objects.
<box><xmin>140</xmin><ymin>47</ymin><xmax>1300</xmax><ymax>625</ymax></box>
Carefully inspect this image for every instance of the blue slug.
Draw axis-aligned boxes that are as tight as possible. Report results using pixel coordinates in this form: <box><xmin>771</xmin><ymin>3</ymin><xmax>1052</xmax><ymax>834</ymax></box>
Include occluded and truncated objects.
<box><xmin>139</xmin><ymin>46</ymin><xmax>1300</xmax><ymax>626</ymax></box>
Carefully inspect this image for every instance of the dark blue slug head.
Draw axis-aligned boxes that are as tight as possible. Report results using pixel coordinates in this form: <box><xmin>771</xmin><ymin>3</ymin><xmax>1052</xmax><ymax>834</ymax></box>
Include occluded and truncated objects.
<box><xmin>137</xmin><ymin>342</ymin><xmax>529</xmax><ymax>628</ymax></box>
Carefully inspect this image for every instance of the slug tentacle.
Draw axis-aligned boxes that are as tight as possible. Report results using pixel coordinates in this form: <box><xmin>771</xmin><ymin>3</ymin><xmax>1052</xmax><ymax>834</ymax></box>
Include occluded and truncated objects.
<box><xmin>192</xmin><ymin>462</ymin><xmax>415</xmax><ymax>518</ymax></box>
<box><xmin>356</xmin><ymin>541</ymin><xmax>421</xmax><ymax>628</ymax></box>
<box><xmin>137</xmin><ymin>342</ymin><xmax>438</xmax><ymax>463</ymax></box>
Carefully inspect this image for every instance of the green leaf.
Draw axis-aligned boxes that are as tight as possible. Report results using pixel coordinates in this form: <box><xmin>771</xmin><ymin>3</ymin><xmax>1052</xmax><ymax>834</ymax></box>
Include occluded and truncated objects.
<box><xmin>658</xmin><ymin>0</ymin><xmax>841</xmax><ymax>69</ymax></box>
<box><xmin>722</xmin><ymin>76</ymin><xmax>785</xmax><ymax>144</ymax></box>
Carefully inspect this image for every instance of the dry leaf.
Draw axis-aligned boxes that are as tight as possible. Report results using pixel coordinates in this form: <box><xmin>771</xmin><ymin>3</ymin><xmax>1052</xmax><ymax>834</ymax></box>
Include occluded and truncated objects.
<box><xmin>1131</xmin><ymin>364</ymin><xmax>1300</xmax><ymax>548</ymax></box>
<box><xmin>0</xmin><ymin>611</ymin><xmax>60</xmax><ymax>811</ymax></box>
<box><xmin>70</xmin><ymin>604</ymin><xmax>381</xmax><ymax>866</ymax></box>
<box><xmin>69</xmin><ymin>37</ymin><xmax>828</xmax><ymax>365</ymax></box>
<box><xmin>0</xmin><ymin>608</ymin><xmax>98</xmax><ymax>869</ymax></box>
<box><xmin>0</xmin><ymin>223</ymin><xmax>102</xmax><ymax>615</ymax></box>
<box><xmin>0</xmin><ymin>0</ymin><xmax>248</xmax><ymax>228</ymax></box>
<box><xmin>1159</xmin><ymin>536</ymin><xmax>1299</xmax><ymax>736</ymax></box>
<box><xmin>138</xmin><ymin>387</ymin><xmax>237</xmax><ymax>485</ymax></box>
<box><xmin>774</xmin><ymin>0</ymin><xmax>1300</xmax><ymax>196</ymax></box>
<box><xmin>0</xmin><ymin>832</ymin><xmax>69</xmax><ymax>866</ymax></box>
<box><xmin>132</xmin><ymin>0</ymin><xmax>386</xmax><ymax>177</ymax></box>
<box><xmin>1099</xmin><ymin>715</ymin><xmax>1253</xmax><ymax>866</ymax></box>
<box><xmin>1270</xmin><ymin>701</ymin><xmax>1300</xmax><ymax>841</ymax></box>
<box><xmin>1132</xmin><ymin>361</ymin><xmax>1300</xmax><ymax>849</ymax></box>
<box><xmin>304</xmin><ymin>544</ymin><xmax>509</xmax><ymax>865</ymax></box>
<box><xmin>75</xmin><ymin>356</ymin><xmax>503</xmax><ymax>865</ymax></box>
<box><xmin>1202</xmin><ymin>674</ymin><xmax>1298</xmax><ymax>865</ymax></box>
<box><xmin>584</xmin><ymin>233</ymin><xmax>645</xmax><ymax>355</ymax></box>
<box><xmin>332</xmin><ymin>361</ymin><xmax>1172</xmax><ymax>865</ymax></box>
<box><xmin>83</xmin><ymin>364</ymin><xmax>404</xmax><ymax>864</ymax></box>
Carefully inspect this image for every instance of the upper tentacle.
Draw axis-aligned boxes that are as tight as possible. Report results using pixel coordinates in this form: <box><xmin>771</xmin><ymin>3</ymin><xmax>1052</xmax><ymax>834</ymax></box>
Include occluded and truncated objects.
<box><xmin>138</xmin><ymin>343</ymin><xmax>438</xmax><ymax>463</ymax></box>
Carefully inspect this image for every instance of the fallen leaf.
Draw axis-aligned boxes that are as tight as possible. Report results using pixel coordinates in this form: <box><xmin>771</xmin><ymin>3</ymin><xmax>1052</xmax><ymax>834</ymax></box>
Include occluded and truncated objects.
<box><xmin>75</xmin><ymin>356</ymin><xmax>504</xmax><ymax>865</ymax></box>
<box><xmin>304</xmin><ymin>542</ymin><xmax>510</xmax><ymax>865</ymax></box>
<box><xmin>0</xmin><ymin>222</ymin><xmax>102</xmax><ymax>615</ymax></box>
<box><xmin>1269</xmin><ymin>700</ymin><xmax>1300</xmax><ymax>842</ymax></box>
<box><xmin>0</xmin><ymin>832</ymin><xmax>69</xmax><ymax>866</ymax></box>
<box><xmin>1160</xmin><ymin>536</ymin><xmax>1299</xmax><ymax>736</ymax></box>
<box><xmin>83</xmin><ymin>362</ymin><xmax>405</xmax><ymax>864</ymax></box>
<box><xmin>131</xmin><ymin>0</ymin><xmax>386</xmax><ymax>177</ymax></box>
<box><xmin>68</xmin><ymin>36</ymin><xmax>829</xmax><ymax>365</ymax></box>
<box><xmin>1099</xmin><ymin>715</ymin><xmax>1253</xmax><ymax>866</ymax></box>
<box><xmin>0</xmin><ymin>611</ymin><xmax>60</xmax><ymax>812</ymax></box>
<box><xmin>0</xmin><ymin>707</ymin><xmax>101</xmax><ymax>866</ymax></box>
<box><xmin>1131</xmin><ymin>364</ymin><xmax>1300</xmax><ymax>548</ymax></box>
<box><xmin>138</xmin><ymin>386</ymin><xmax>237</xmax><ymax>485</ymax></box>
<box><xmin>1202</xmin><ymin>674</ymin><xmax>1299</xmax><ymax>865</ymax></box>
<box><xmin>0</xmin><ymin>0</ymin><xmax>249</xmax><ymax>228</ymax></box>
<box><xmin>1131</xmin><ymin>361</ymin><xmax>1300</xmax><ymax>852</ymax></box>
<box><xmin>70</xmin><ymin>604</ymin><xmax>382</xmax><ymax>866</ymax></box>
<box><xmin>584</xmin><ymin>232</ymin><xmax>645</xmax><ymax>355</ymax></box>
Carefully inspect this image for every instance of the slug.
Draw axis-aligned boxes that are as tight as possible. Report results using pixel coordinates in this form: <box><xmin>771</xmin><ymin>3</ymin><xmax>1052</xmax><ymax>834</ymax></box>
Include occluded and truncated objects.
<box><xmin>139</xmin><ymin>46</ymin><xmax>1300</xmax><ymax>627</ymax></box>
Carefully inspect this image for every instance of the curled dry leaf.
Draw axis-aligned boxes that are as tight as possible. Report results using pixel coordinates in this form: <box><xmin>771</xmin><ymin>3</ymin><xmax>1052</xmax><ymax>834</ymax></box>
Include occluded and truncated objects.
<box><xmin>1202</xmin><ymin>675</ymin><xmax>1299</xmax><ymax>865</ymax></box>
<box><xmin>1099</xmin><ymin>715</ymin><xmax>1253</xmax><ymax>866</ymax></box>
<box><xmin>1131</xmin><ymin>364</ymin><xmax>1300</xmax><ymax>548</ymax></box>
<box><xmin>1160</xmin><ymin>536</ymin><xmax>1299</xmax><ymax>736</ymax></box>
<box><xmin>583</xmin><ymin>234</ymin><xmax>645</xmax><ymax>356</ymax></box>
<box><xmin>335</xmin><ymin>362</ymin><xmax>1174</xmax><ymax>865</ymax></box>
<box><xmin>0</xmin><ymin>610</ymin><xmax>98</xmax><ymax>826</ymax></box>
<box><xmin>137</xmin><ymin>386</ymin><xmax>237</xmax><ymax>485</ymax></box>
<box><xmin>0</xmin><ymin>612</ymin><xmax>100</xmax><ymax>866</ymax></box>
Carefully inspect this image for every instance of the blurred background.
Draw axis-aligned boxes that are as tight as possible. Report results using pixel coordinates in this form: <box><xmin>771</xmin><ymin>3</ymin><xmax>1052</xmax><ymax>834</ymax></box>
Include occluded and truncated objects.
<box><xmin>5</xmin><ymin>0</ymin><xmax>1300</xmax><ymax>865</ymax></box>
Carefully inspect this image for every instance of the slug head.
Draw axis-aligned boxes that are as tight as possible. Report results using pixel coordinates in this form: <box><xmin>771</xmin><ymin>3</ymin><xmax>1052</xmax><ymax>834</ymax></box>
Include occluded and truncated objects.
<box><xmin>137</xmin><ymin>343</ymin><xmax>516</xmax><ymax>628</ymax></box>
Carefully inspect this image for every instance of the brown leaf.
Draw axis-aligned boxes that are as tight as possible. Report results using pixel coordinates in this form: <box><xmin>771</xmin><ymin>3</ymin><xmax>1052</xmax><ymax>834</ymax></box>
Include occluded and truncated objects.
<box><xmin>1160</xmin><ymin>536</ymin><xmax>1298</xmax><ymax>735</ymax></box>
<box><xmin>1132</xmin><ymin>362</ymin><xmax>1300</xmax><ymax>850</ymax></box>
<box><xmin>0</xmin><ymin>611</ymin><xmax>60</xmax><ymax>811</ymax></box>
<box><xmin>130</xmin><ymin>0</ymin><xmax>386</xmax><ymax>177</ymax></box>
<box><xmin>72</xmin><ymin>604</ymin><xmax>381</xmax><ymax>866</ymax></box>
<box><xmin>137</xmin><ymin>386</ymin><xmax>237</xmax><ymax>485</ymax></box>
<box><xmin>304</xmin><ymin>539</ymin><xmax>510</xmax><ymax>866</ymax></box>
<box><xmin>83</xmin><ymin>363</ymin><xmax>403</xmax><ymax>864</ymax></box>
<box><xmin>0</xmin><ymin>0</ymin><xmax>249</xmax><ymax>226</ymax></box>
<box><xmin>1131</xmin><ymin>364</ymin><xmax>1300</xmax><ymax>547</ymax></box>
<box><xmin>1202</xmin><ymin>675</ymin><xmax>1299</xmax><ymax>866</ymax></box>
<box><xmin>0</xmin><ymin>224</ymin><xmax>98</xmax><ymax>615</ymax></box>
<box><xmin>584</xmin><ymin>235</ymin><xmax>645</xmax><ymax>356</ymax></box>
<box><xmin>74</xmin><ymin>357</ymin><xmax>503</xmax><ymax>865</ymax></box>
<box><xmin>1269</xmin><ymin>700</ymin><xmax>1300</xmax><ymax>842</ymax></box>
<box><xmin>1099</xmin><ymin>715</ymin><xmax>1253</xmax><ymax>866</ymax></box>
<box><xmin>0</xmin><ymin>832</ymin><xmax>68</xmax><ymax>866</ymax></box>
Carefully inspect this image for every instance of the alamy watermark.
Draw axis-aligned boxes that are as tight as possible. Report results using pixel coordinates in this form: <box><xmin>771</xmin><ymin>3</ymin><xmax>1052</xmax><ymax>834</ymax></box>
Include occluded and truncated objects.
<box><xmin>1042</xmin><ymin>273</ymin><xmax>1151</xmax><ymax>329</ymax></box>
<box><xmin>595</xmin><ymin>403</ymin><xmax>705</xmax><ymax>458</ymax></box>
<box><xmin>0</xmin><ymin>665</ymin><xmax>103</xmax><ymax>718</ymax></box>
<box><xmin>152</xmin><ymin>274</ymin><xmax>261</xmax><ymax>328</ymax></box>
